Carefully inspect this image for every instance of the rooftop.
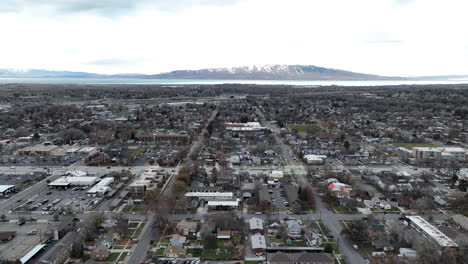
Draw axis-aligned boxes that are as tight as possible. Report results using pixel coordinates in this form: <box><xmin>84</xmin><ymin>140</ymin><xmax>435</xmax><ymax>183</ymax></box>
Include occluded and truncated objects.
<box><xmin>407</xmin><ymin>216</ymin><xmax>458</xmax><ymax>248</ymax></box>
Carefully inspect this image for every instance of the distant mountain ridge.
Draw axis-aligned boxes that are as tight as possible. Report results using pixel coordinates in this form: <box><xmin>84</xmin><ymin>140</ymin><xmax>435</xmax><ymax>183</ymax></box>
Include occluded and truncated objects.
<box><xmin>0</xmin><ymin>65</ymin><xmax>467</xmax><ymax>80</ymax></box>
<box><xmin>145</xmin><ymin>65</ymin><xmax>391</xmax><ymax>80</ymax></box>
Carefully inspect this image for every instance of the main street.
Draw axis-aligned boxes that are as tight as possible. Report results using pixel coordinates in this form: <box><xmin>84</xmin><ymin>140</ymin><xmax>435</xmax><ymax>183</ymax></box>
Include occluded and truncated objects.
<box><xmin>256</xmin><ymin>106</ymin><xmax>366</xmax><ymax>264</ymax></box>
<box><xmin>124</xmin><ymin>107</ymin><xmax>219</xmax><ymax>264</ymax></box>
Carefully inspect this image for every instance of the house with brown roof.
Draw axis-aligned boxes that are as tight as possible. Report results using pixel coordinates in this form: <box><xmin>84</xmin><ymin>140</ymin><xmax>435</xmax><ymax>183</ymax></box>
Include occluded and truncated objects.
<box><xmin>164</xmin><ymin>245</ymin><xmax>186</xmax><ymax>258</ymax></box>
<box><xmin>217</xmin><ymin>230</ymin><xmax>231</xmax><ymax>239</ymax></box>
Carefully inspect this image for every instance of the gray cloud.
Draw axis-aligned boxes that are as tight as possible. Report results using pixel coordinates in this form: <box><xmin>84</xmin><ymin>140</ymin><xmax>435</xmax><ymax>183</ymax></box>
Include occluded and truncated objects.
<box><xmin>0</xmin><ymin>0</ymin><xmax>240</xmax><ymax>17</ymax></box>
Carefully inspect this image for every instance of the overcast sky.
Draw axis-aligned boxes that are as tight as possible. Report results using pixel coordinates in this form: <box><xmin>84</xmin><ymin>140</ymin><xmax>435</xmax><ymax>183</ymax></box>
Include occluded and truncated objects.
<box><xmin>1</xmin><ymin>0</ymin><xmax>467</xmax><ymax>76</ymax></box>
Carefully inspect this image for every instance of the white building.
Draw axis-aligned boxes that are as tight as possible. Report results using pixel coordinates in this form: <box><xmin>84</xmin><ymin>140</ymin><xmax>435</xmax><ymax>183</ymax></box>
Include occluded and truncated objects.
<box><xmin>270</xmin><ymin>170</ymin><xmax>284</xmax><ymax>178</ymax></box>
<box><xmin>303</xmin><ymin>154</ymin><xmax>327</xmax><ymax>165</ymax></box>
<box><xmin>87</xmin><ymin>177</ymin><xmax>114</xmax><ymax>196</ymax></box>
<box><xmin>251</xmin><ymin>234</ymin><xmax>266</xmax><ymax>254</ymax></box>
<box><xmin>406</xmin><ymin>216</ymin><xmax>458</xmax><ymax>248</ymax></box>
<box><xmin>249</xmin><ymin>217</ymin><xmax>264</xmax><ymax>232</ymax></box>
<box><xmin>49</xmin><ymin>176</ymin><xmax>99</xmax><ymax>187</ymax></box>
<box><xmin>412</xmin><ymin>147</ymin><xmax>467</xmax><ymax>161</ymax></box>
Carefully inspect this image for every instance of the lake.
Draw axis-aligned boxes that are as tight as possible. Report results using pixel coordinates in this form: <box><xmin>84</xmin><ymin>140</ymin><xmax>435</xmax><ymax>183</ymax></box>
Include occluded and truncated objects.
<box><xmin>1</xmin><ymin>78</ymin><xmax>468</xmax><ymax>86</ymax></box>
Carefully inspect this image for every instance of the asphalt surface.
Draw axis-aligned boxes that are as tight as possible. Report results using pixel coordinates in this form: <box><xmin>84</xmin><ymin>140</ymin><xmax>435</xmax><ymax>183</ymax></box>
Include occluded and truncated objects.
<box><xmin>124</xmin><ymin>107</ymin><xmax>219</xmax><ymax>264</ymax></box>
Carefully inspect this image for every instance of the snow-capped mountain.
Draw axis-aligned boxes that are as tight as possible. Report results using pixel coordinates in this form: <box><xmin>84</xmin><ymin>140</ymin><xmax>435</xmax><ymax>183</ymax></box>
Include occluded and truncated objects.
<box><xmin>148</xmin><ymin>65</ymin><xmax>389</xmax><ymax>80</ymax></box>
<box><xmin>3</xmin><ymin>65</ymin><xmax>463</xmax><ymax>80</ymax></box>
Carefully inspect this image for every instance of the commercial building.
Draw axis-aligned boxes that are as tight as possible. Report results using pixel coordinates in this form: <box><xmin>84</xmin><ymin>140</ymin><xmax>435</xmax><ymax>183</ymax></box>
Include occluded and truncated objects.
<box><xmin>412</xmin><ymin>147</ymin><xmax>467</xmax><ymax>161</ymax></box>
<box><xmin>128</xmin><ymin>166</ymin><xmax>166</xmax><ymax>196</ymax></box>
<box><xmin>225</xmin><ymin>122</ymin><xmax>269</xmax><ymax>136</ymax></box>
<box><xmin>185</xmin><ymin>189</ymin><xmax>234</xmax><ymax>200</ymax></box>
<box><xmin>303</xmin><ymin>154</ymin><xmax>327</xmax><ymax>165</ymax></box>
<box><xmin>405</xmin><ymin>216</ymin><xmax>458</xmax><ymax>248</ymax></box>
<box><xmin>0</xmin><ymin>185</ymin><xmax>15</xmax><ymax>196</ymax></box>
<box><xmin>139</xmin><ymin>133</ymin><xmax>190</xmax><ymax>144</ymax></box>
<box><xmin>87</xmin><ymin>177</ymin><xmax>114</xmax><ymax>197</ymax></box>
<box><xmin>48</xmin><ymin>176</ymin><xmax>99</xmax><ymax>188</ymax></box>
<box><xmin>15</xmin><ymin>144</ymin><xmax>58</xmax><ymax>155</ymax></box>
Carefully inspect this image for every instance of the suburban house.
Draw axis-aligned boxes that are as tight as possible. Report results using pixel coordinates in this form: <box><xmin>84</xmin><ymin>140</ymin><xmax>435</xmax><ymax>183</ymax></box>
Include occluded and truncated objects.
<box><xmin>251</xmin><ymin>233</ymin><xmax>267</xmax><ymax>255</ymax></box>
<box><xmin>217</xmin><ymin>230</ymin><xmax>231</xmax><ymax>239</ymax></box>
<box><xmin>286</xmin><ymin>219</ymin><xmax>302</xmax><ymax>239</ymax></box>
<box><xmin>170</xmin><ymin>234</ymin><xmax>187</xmax><ymax>246</ymax></box>
<box><xmin>176</xmin><ymin>220</ymin><xmax>198</xmax><ymax>236</ymax></box>
<box><xmin>95</xmin><ymin>235</ymin><xmax>113</xmax><ymax>249</ymax></box>
<box><xmin>164</xmin><ymin>245</ymin><xmax>186</xmax><ymax>258</ymax></box>
<box><xmin>249</xmin><ymin>217</ymin><xmax>264</xmax><ymax>234</ymax></box>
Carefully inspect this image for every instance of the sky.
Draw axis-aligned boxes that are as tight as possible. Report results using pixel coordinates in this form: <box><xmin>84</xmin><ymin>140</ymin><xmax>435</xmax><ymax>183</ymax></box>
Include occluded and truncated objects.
<box><xmin>0</xmin><ymin>0</ymin><xmax>468</xmax><ymax>77</ymax></box>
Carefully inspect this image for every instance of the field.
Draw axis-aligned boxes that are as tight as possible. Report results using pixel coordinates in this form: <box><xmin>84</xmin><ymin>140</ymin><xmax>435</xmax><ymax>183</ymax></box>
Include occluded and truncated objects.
<box><xmin>287</xmin><ymin>124</ymin><xmax>327</xmax><ymax>133</ymax></box>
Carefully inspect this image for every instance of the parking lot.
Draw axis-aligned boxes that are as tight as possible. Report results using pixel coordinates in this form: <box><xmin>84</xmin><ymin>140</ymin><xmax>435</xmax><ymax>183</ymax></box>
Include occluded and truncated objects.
<box><xmin>0</xmin><ymin>221</ymin><xmax>51</xmax><ymax>261</ymax></box>
<box><xmin>0</xmin><ymin>154</ymin><xmax>84</xmax><ymax>167</ymax></box>
<box><xmin>267</xmin><ymin>184</ymin><xmax>291</xmax><ymax>212</ymax></box>
<box><xmin>0</xmin><ymin>171</ymin><xmax>47</xmax><ymax>187</ymax></box>
<box><xmin>10</xmin><ymin>185</ymin><xmax>98</xmax><ymax>215</ymax></box>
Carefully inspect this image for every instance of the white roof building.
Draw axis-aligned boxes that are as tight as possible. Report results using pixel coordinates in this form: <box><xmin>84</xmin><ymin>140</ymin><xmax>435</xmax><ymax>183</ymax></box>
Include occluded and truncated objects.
<box><xmin>251</xmin><ymin>234</ymin><xmax>266</xmax><ymax>250</ymax></box>
<box><xmin>185</xmin><ymin>191</ymin><xmax>234</xmax><ymax>199</ymax></box>
<box><xmin>66</xmin><ymin>170</ymin><xmax>87</xmax><ymax>177</ymax></box>
<box><xmin>87</xmin><ymin>177</ymin><xmax>114</xmax><ymax>196</ymax></box>
<box><xmin>270</xmin><ymin>170</ymin><xmax>284</xmax><ymax>178</ymax></box>
<box><xmin>0</xmin><ymin>185</ymin><xmax>15</xmax><ymax>194</ymax></box>
<box><xmin>49</xmin><ymin>176</ymin><xmax>99</xmax><ymax>187</ymax></box>
<box><xmin>249</xmin><ymin>217</ymin><xmax>264</xmax><ymax>231</ymax></box>
<box><xmin>406</xmin><ymin>216</ymin><xmax>458</xmax><ymax>248</ymax></box>
<box><xmin>207</xmin><ymin>200</ymin><xmax>239</xmax><ymax>207</ymax></box>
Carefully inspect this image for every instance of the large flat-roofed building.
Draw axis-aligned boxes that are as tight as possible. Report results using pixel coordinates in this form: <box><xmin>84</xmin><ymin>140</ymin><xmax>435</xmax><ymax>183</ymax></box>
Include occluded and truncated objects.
<box><xmin>15</xmin><ymin>144</ymin><xmax>58</xmax><ymax>155</ymax></box>
<box><xmin>49</xmin><ymin>176</ymin><xmax>99</xmax><ymax>187</ymax></box>
<box><xmin>412</xmin><ymin>147</ymin><xmax>467</xmax><ymax>161</ymax></box>
<box><xmin>0</xmin><ymin>185</ymin><xmax>15</xmax><ymax>196</ymax></box>
<box><xmin>128</xmin><ymin>166</ymin><xmax>166</xmax><ymax>196</ymax></box>
<box><xmin>405</xmin><ymin>216</ymin><xmax>458</xmax><ymax>248</ymax></box>
<box><xmin>412</xmin><ymin>147</ymin><xmax>442</xmax><ymax>160</ymax></box>
<box><xmin>86</xmin><ymin>177</ymin><xmax>114</xmax><ymax>196</ymax></box>
<box><xmin>185</xmin><ymin>189</ymin><xmax>234</xmax><ymax>200</ymax></box>
<box><xmin>225</xmin><ymin>122</ymin><xmax>269</xmax><ymax>136</ymax></box>
<box><xmin>139</xmin><ymin>133</ymin><xmax>189</xmax><ymax>144</ymax></box>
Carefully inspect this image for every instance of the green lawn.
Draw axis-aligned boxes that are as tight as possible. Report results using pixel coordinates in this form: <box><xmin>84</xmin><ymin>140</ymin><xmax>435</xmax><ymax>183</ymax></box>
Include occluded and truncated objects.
<box><xmin>287</xmin><ymin>124</ymin><xmax>327</xmax><ymax>133</ymax></box>
<box><xmin>391</xmin><ymin>142</ymin><xmax>437</xmax><ymax>149</ymax></box>
<box><xmin>107</xmin><ymin>252</ymin><xmax>121</xmax><ymax>261</ymax></box>
<box><xmin>245</xmin><ymin>261</ymin><xmax>264</xmax><ymax>264</ymax></box>
<box><xmin>203</xmin><ymin>241</ymin><xmax>236</xmax><ymax>260</ymax></box>
<box><xmin>268</xmin><ymin>235</ymin><xmax>283</xmax><ymax>243</ymax></box>
<box><xmin>288</xmin><ymin>239</ymin><xmax>307</xmax><ymax>247</ymax></box>
<box><xmin>156</xmin><ymin>248</ymin><xmax>165</xmax><ymax>256</ymax></box>
<box><xmin>316</xmin><ymin>221</ymin><xmax>330</xmax><ymax>237</ymax></box>
<box><xmin>186</xmin><ymin>248</ymin><xmax>203</xmax><ymax>257</ymax></box>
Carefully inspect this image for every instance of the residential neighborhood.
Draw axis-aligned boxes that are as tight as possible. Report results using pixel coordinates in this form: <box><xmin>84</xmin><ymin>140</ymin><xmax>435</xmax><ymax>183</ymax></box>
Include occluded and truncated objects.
<box><xmin>0</xmin><ymin>84</ymin><xmax>466</xmax><ymax>264</ymax></box>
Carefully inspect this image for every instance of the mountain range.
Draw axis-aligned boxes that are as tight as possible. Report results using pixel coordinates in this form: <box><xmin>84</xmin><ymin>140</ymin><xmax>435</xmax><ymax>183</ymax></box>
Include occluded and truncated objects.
<box><xmin>0</xmin><ymin>65</ymin><xmax>467</xmax><ymax>80</ymax></box>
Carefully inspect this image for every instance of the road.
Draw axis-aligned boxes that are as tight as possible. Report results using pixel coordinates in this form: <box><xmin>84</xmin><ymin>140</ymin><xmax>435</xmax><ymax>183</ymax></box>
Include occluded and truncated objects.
<box><xmin>256</xmin><ymin>106</ymin><xmax>366</xmax><ymax>264</ymax></box>
<box><xmin>124</xmin><ymin>107</ymin><xmax>219</xmax><ymax>264</ymax></box>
